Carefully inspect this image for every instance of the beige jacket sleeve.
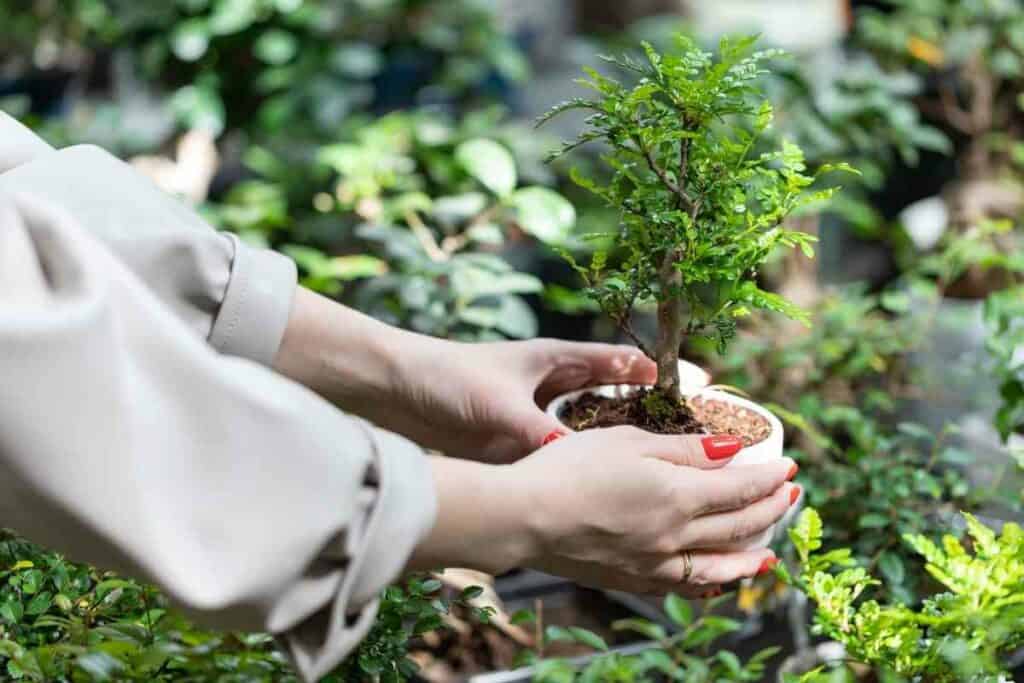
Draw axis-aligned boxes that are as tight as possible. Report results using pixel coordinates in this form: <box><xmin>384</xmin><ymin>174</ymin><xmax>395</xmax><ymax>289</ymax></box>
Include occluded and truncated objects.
<box><xmin>0</xmin><ymin>191</ymin><xmax>438</xmax><ymax>682</ymax></box>
<box><xmin>0</xmin><ymin>111</ymin><xmax>294</xmax><ymax>366</ymax></box>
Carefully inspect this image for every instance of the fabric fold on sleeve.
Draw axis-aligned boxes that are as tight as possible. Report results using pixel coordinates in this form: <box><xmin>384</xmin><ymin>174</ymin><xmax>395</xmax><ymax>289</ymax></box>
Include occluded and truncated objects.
<box><xmin>0</xmin><ymin>111</ymin><xmax>55</xmax><ymax>173</ymax></box>
<box><xmin>0</xmin><ymin>119</ymin><xmax>297</xmax><ymax>365</ymax></box>
<box><xmin>0</xmin><ymin>190</ymin><xmax>436</xmax><ymax>682</ymax></box>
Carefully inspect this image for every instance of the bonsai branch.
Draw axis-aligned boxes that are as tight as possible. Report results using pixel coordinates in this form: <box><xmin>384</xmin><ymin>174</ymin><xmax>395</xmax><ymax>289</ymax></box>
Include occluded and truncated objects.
<box><xmin>610</xmin><ymin>308</ymin><xmax>653</xmax><ymax>360</ymax></box>
<box><xmin>631</xmin><ymin>126</ymin><xmax>694</xmax><ymax>209</ymax></box>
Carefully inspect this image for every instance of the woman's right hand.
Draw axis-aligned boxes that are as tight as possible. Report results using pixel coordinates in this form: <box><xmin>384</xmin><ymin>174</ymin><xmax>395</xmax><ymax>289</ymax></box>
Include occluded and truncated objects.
<box><xmin>409</xmin><ymin>427</ymin><xmax>798</xmax><ymax>596</ymax></box>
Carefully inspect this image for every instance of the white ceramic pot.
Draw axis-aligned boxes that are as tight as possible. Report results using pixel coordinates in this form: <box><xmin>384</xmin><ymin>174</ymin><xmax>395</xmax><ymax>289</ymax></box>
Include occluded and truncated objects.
<box><xmin>544</xmin><ymin>360</ymin><xmax>792</xmax><ymax>549</ymax></box>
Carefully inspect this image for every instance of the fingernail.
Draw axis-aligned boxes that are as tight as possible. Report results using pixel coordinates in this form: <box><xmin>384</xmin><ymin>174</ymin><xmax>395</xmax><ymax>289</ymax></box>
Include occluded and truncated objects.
<box><xmin>789</xmin><ymin>485</ymin><xmax>802</xmax><ymax>505</ymax></box>
<box><xmin>787</xmin><ymin>463</ymin><xmax>799</xmax><ymax>481</ymax></box>
<box><xmin>542</xmin><ymin>430</ymin><xmax>566</xmax><ymax>446</ymax></box>
<box><xmin>702</xmin><ymin>435</ymin><xmax>743</xmax><ymax>460</ymax></box>
<box><xmin>757</xmin><ymin>557</ymin><xmax>779</xmax><ymax>576</ymax></box>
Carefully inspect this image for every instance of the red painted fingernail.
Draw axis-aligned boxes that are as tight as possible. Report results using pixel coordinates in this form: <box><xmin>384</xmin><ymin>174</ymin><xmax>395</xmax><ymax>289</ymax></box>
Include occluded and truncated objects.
<box><xmin>787</xmin><ymin>463</ymin><xmax>799</xmax><ymax>481</ymax></box>
<box><xmin>789</xmin><ymin>485</ymin><xmax>802</xmax><ymax>505</ymax></box>
<box><xmin>701</xmin><ymin>435</ymin><xmax>743</xmax><ymax>460</ymax></box>
<box><xmin>542</xmin><ymin>430</ymin><xmax>566</xmax><ymax>446</ymax></box>
<box><xmin>757</xmin><ymin>557</ymin><xmax>779</xmax><ymax>576</ymax></box>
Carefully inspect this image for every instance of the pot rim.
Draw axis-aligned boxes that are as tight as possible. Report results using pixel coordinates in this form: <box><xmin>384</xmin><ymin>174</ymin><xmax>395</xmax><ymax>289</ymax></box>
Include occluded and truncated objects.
<box><xmin>545</xmin><ymin>382</ymin><xmax>783</xmax><ymax>444</ymax></box>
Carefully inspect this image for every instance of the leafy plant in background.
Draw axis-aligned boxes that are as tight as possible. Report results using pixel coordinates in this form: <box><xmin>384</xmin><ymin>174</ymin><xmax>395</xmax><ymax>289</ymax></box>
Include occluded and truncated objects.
<box><xmin>540</xmin><ymin>34</ymin><xmax>852</xmax><ymax>410</ymax></box>
<box><xmin>0</xmin><ymin>528</ymin><xmax>487</xmax><ymax>682</ymax></box>
<box><xmin>306</xmin><ymin>109</ymin><xmax>576</xmax><ymax>341</ymax></box>
<box><xmin>858</xmin><ymin>0</ymin><xmax>1024</xmax><ymax>184</ymax></box>
<box><xmin>786</xmin><ymin>508</ymin><xmax>1024</xmax><ymax>682</ymax></box>
<box><xmin>518</xmin><ymin>594</ymin><xmax>779</xmax><ymax>683</ymax></box>
<box><xmin>1</xmin><ymin>0</ymin><xmax>527</xmax><ymax>145</ymax></box>
<box><xmin>985</xmin><ymin>285</ymin><xmax>1024</xmax><ymax>449</ymax></box>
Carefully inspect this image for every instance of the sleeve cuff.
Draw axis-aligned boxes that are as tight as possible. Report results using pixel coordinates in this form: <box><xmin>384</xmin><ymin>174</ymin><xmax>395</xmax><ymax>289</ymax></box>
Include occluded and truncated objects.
<box><xmin>209</xmin><ymin>234</ymin><xmax>297</xmax><ymax>366</ymax></box>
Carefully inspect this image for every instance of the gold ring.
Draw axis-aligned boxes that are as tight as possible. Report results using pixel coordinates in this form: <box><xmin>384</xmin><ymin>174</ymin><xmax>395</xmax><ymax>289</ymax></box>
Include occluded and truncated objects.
<box><xmin>680</xmin><ymin>551</ymin><xmax>694</xmax><ymax>584</ymax></box>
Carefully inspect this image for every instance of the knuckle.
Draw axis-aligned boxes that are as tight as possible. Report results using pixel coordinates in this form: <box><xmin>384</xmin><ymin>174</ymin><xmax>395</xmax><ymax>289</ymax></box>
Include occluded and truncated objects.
<box><xmin>673</xmin><ymin>484</ymin><xmax>701</xmax><ymax>518</ymax></box>
<box><xmin>740</xmin><ymin>478</ymin><xmax>762</xmax><ymax>505</ymax></box>
<box><xmin>653</xmin><ymin>534</ymin><xmax>679</xmax><ymax>556</ymax></box>
<box><xmin>729</xmin><ymin>517</ymin><xmax>753</xmax><ymax>542</ymax></box>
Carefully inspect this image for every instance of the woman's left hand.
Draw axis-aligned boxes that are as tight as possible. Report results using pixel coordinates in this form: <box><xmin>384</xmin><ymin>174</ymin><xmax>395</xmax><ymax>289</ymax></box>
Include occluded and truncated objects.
<box><xmin>391</xmin><ymin>338</ymin><xmax>657</xmax><ymax>462</ymax></box>
<box><xmin>274</xmin><ymin>288</ymin><xmax>656</xmax><ymax>462</ymax></box>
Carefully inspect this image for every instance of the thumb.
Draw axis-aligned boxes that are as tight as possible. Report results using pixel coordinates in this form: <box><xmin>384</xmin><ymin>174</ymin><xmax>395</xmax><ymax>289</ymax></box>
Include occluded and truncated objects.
<box><xmin>509</xmin><ymin>403</ymin><xmax>569</xmax><ymax>451</ymax></box>
<box><xmin>645</xmin><ymin>433</ymin><xmax>744</xmax><ymax>469</ymax></box>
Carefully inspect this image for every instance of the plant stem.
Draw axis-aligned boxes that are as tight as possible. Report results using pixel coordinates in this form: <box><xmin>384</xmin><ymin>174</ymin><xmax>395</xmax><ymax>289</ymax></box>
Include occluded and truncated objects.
<box><xmin>655</xmin><ymin>249</ymin><xmax>683</xmax><ymax>401</ymax></box>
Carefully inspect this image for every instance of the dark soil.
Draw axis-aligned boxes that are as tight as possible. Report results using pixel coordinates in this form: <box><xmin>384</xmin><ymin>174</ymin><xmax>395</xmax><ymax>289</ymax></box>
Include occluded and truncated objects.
<box><xmin>560</xmin><ymin>389</ymin><xmax>771</xmax><ymax>447</ymax></box>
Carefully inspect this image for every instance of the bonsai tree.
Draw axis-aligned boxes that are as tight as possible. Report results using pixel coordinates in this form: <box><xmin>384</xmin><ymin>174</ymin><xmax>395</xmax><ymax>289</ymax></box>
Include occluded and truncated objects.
<box><xmin>540</xmin><ymin>35</ymin><xmax>852</xmax><ymax>415</ymax></box>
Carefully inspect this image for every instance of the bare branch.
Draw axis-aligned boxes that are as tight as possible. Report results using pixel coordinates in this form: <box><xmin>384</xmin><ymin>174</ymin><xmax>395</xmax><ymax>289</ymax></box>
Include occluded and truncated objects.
<box><xmin>404</xmin><ymin>210</ymin><xmax>448</xmax><ymax>262</ymax></box>
<box><xmin>634</xmin><ymin>134</ymin><xmax>695</xmax><ymax>209</ymax></box>
<box><xmin>934</xmin><ymin>86</ymin><xmax>975</xmax><ymax>134</ymax></box>
<box><xmin>610</xmin><ymin>310</ymin><xmax>654</xmax><ymax>360</ymax></box>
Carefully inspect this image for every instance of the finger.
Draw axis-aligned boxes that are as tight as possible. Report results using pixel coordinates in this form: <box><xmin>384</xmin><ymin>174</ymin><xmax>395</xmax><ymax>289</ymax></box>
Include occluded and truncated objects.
<box><xmin>687</xmin><ymin>459</ymin><xmax>798</xmax><ymax>516</ymax></box>
<box><xmin>644</xmin><ymin>432</ymin><xmax>744</xmax><ymax>470</ymax></box>
<box><xmin>647</xmin><ymin>548</ymin><xmax>777</xmax><ymax>591</ymax></box>
<box><xmin>677</xmin><ymin>483</ymin><xmax>799</xmax><ymax>549</ymax></box>
<box><xmin>536</xmin><ymin>341</ymin><xmax>656</xmax><ymax>400</ymax></box>
<box><xmin>506</xmin><ymin>402</ymin><xmax>569</xmax><ymax>454</ymax></box>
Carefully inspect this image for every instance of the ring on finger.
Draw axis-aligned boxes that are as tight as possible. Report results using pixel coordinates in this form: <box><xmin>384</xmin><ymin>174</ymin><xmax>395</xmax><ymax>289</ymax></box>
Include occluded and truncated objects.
<box><xmin>680</xmin><ymin>550</ymin><xmax>694</xmax><ymax>584</ymax></box>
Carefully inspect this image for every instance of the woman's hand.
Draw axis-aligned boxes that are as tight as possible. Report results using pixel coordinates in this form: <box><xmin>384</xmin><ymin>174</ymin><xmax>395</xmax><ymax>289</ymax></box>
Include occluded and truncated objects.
<box><xmin>409</xmin><ymin>427</ymin><xmax>799</xmax><ymax>596</ymax></box>
<box><xmin>275</xmin><ymin>288</ymin><xmax>657</xmax><ymax>462</ymax></box>
<box><xmin>389</xmin><ymin>337</ymin><xmax>656</xmax><ymax>462</ymax></box>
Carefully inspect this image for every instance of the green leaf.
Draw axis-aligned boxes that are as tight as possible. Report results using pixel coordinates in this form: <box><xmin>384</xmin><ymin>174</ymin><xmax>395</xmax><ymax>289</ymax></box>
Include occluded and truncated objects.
<box><xmin>25</xmin><ymin>592</ymin><xmax>52</xmax><ymax>616</ymax></box>
<box><xmin>509</xmin><ymin>187</ymin><xmax>576</xmax><ymax>243</ymax></box>
<box><xmin>509</xmin><ymin>609</ymin><xmax>535</xmax><ymax>625</ymax></box>
<box><xmin>455</xmin><ymin>139</ymin><xmax>517</xmax><ymax>197</ymax></box>
<box><xmin>254</xmin><ymin>29</ymin><xmax>298</xmax><ymax>65</ymax></box>
<box><xmin>567</xmin><ymin>627</ymin><xmax>608</xmax><ymax>651</ymax></box>
<box><xmin>790</xmin><ymin>508</ymin><xmax>823</xmax><ymax>563</ymax></box>
<box><xmin>208</xmin><ymin>0</ymin><xmax>262</xmax><ymax>35</ymax></box>
<box><xmin>878</xmin><ymin>552</ymin><xmax>905</xmax><ymax>585</ymax></box>
<box><xmin>663</xmin><ymin>593</ymin><xmax>693</xmax><ymax>627</ymax></box>
<box><xmin>170</xmin><ymin>19</ymin><xmax>210</xmax><ymax>62</ymax></box>
<box><xmin>460</xmin><ymin>586</ymin><xmax>483</xmax><ymax>601</ymax></box>
<box><xmin>858</xmin><ymin>513</ymin><xmax>890</xmax><ymax>529</ymax></box>
<box><xmin>612</xmin><ymin>618</ymin><xmax>667</xmax><ymax>641</ymax></box>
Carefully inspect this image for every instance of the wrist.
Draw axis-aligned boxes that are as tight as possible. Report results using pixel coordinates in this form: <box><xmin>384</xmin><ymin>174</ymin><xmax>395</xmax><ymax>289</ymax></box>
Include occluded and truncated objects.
<box><xmin>407</xmin><ymin>457</ymin><xmax>538</xmax><ymax>574</ymax></box>
<box><xmin>274</xmin><ymin>288</ymin><xmax>416</xmax><ymax>416</ymax></box>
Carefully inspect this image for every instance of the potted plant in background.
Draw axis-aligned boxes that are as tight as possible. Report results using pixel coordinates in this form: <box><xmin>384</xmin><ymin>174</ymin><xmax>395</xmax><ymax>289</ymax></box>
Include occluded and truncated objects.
<box><xmin>858</xmin><ymin>0</ymin><xmax>1024</xmax><ymax>295</ymax></box>
<box><xmin>538</xmin><ymin>35</ymin><xmax>853</xmax><ymax>527</ymax></box>
<box><xmin>782</xmin><ymin>507</ymin><xmax>1024</xmax><ymax>681</ymax></box>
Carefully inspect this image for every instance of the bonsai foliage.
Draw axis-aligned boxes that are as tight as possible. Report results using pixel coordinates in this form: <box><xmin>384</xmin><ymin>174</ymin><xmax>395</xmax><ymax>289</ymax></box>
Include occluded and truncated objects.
<box><xmin>788</xmin><ymin>508</ymin><xmax>1024</xmax><ymax>681</ymax></box>
<box><xmin>541</xmin><ymin>35</ymin><xmax>852</xmax><ymax>403</ymax></box>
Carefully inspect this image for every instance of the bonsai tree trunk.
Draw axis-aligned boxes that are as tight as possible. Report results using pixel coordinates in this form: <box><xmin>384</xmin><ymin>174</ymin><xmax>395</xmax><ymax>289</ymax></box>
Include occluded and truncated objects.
<box><xmin>655</xmin><ymin>250</ymin><xmax>683</xmax><ymax>402</ymax></box>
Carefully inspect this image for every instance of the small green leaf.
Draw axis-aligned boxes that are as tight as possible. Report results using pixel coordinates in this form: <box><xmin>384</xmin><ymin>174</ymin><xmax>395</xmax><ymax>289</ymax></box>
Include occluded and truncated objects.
<box><xmin>455</xmin><ymin>139</ymin><xmax>517</xmax><ymax>197</ymax></box>
<box><xmin>509</xmin><ymin>609</ymin><xmax>535</xmax><ymax>625</ymax></box>
<box><xmin>460</xmin><ymin>586</ymin><xmax>483</xmax><ymax>601</ymax></box>
<box><xmin>509</xmin><ymin>187</ymin><xmax>576</xmax><ymax>243</ymax></box>
<box><xmin>567</xmin><ymin>627</ymin><xmax>608</xmax><ymax>651</ymax></box>
<box><xmin>664</xmin><ymin>593</ymin><xmax>693</xmax><ymax>627</ymax></box>
<box><xmin>170</xmin><ymin>18</ymin><xmax>210</xmax><ymax>62</ymax></box>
